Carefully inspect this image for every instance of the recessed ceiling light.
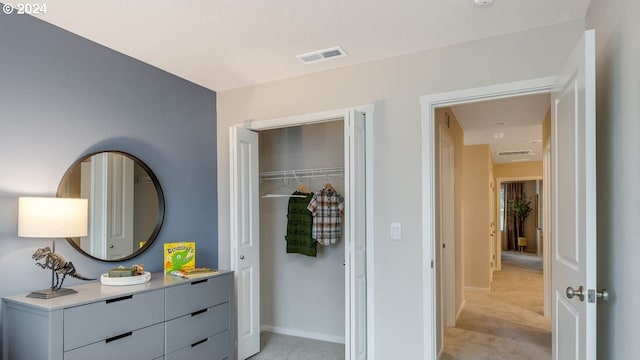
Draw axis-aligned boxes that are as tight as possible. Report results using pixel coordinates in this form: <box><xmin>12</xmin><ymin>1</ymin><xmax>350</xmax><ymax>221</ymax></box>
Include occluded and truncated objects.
<box><xmin>474</xmin><ymin>0</ymin><xmax>494</xmax><ymax>6</ymax></box>
<box><xmin>493</xmin><ymin>132</ymin><xmax>504</xmax><ymax>139</ymax></box>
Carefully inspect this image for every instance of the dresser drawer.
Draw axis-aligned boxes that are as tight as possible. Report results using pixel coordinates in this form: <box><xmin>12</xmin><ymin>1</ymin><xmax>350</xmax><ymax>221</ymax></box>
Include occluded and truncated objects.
<box><xmin>63</xmin><ymin>289</ymin><xmax>164</xmax><ymax>351</ymax></box>
<box><xmin>165</xmin><ymin>274</ymin><xmax>230</xmax><ymax>320</ymax></box>
<box><xmin>165</xmin><ymin>330</ymin><xmax>230</xmax><ymax>360</ymax></box>
<box><xmin>165</xmin><ymin>302</ymin><xmax>229</xmax><ymax>354</ymax></box>
<box><xmin>64</xmin><ymin>323</ymin><xmax>164</xmax><ymax>360</ymax></box>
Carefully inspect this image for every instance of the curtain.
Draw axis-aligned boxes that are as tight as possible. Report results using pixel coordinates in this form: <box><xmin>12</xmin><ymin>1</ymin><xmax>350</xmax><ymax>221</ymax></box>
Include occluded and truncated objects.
<box><xmin>501</xmin><ymin>182</ymin><xmax>523</xmax><ymax>251</ymax></box>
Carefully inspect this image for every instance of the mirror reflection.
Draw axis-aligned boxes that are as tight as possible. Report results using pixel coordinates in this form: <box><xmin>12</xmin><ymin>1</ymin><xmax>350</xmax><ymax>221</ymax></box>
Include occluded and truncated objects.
<box><xmin>57</xmin><ymin>151</ymin><xmax>165</xmax><ymax>262</ymax></box>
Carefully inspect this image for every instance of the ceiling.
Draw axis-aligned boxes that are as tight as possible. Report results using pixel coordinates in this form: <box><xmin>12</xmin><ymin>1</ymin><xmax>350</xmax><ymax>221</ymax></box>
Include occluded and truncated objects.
<box><xmin>450</xmin><ymin>93</ymin><xmax>549</xmax><ymax>164</ymax></box>
<box><xmin>6</xmin><ymin>0</ymin><xmax>590</xmax><ymax>91</ymax></box>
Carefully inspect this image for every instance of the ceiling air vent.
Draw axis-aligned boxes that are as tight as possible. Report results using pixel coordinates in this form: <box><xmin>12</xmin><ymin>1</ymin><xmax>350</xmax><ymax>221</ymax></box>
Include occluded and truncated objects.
<box><xmin>497</xmin><ymin>150</ymin><xmax>533</xmax><ymax>156</ymax></box>
<box><xmin>296</xmin><ymin>46</ymin><xmax>348</xmax><ymax>64</ymax></box>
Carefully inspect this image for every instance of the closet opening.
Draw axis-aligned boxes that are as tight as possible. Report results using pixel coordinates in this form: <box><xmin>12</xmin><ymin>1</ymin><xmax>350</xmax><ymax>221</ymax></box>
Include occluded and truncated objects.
<box><xmin>230</xmin><ymin>105</ymin><xmax>374</xmax><ymax>360</ymax></box>
<box><xmin>256</xmin><ymin>120</ymin><xmax>346</xmax><ymax>359</ymax></box>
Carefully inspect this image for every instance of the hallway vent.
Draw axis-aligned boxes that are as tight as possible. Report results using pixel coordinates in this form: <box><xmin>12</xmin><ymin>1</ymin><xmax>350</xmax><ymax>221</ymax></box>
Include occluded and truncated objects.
<box><xmin>296</xmin><ymin>46</ymin><xmax>348</xmax><ymax>64</ymax></box>
<box><xmin>497</xmin><ymin>150</ymin><xmax>533</xmax><ymax>156</ymax></box>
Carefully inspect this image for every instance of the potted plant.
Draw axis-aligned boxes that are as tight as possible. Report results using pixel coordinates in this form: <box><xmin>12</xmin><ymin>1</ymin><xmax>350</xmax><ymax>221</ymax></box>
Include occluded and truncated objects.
<box><xmin>510</xmin><ymin>191</ymin><xmax>532</xmax><ymax>251</ymax></box>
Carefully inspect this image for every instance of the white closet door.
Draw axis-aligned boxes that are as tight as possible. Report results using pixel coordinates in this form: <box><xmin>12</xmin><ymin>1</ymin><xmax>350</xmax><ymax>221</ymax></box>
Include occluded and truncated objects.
<box><xmin>346</xmin><ymin>109</ymin><xmax>366</xmax><ymax>360</ymax></box>
<box><xmin>230</xmin><ymin>126</ymin><xmax>260</xmax><ymax>360</ymax></box>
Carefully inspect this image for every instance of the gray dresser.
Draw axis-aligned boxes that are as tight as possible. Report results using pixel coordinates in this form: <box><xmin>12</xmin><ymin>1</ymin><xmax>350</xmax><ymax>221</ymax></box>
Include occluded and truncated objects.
<box><xmin>2</xmin><ymin>271</ymin><xmax>235</xmax><ymax>360</ymax></box>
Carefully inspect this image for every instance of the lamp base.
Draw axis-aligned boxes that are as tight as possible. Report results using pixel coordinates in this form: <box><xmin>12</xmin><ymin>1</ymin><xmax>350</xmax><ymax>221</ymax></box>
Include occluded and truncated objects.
<box><xmin>26</xmin><ymin>287</ymin><xmax>78</xmax><ymax>299</ymax></box>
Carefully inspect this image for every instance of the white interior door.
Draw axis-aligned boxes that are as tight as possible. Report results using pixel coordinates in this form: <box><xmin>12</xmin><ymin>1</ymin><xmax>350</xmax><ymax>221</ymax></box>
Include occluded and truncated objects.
<box><xmin>439</xmin><ymin>127</ymin><xmax>456</xmax><ymax>329</ymax></box>
<box><xmin>543</xmin><ymin>144</ymin><xmax>552</xmax><ymax>318</ymax></box>
<box><xmin>105</xmin><ymin>153</ymin><xmax>134</xmax><ymax>260</ymax></box>
<box><xmin>552</xmin><ymin>30</ymin><xmax>597</xmax><ymax>360</ymax></box>
<box><xmin>230</xmin><ymin>126</ymin><xmax>260</xmax><ymax>360</ymax></box>
<box><xmin>346</xmin><ymin>109</ymin><xmax>367</xmax><ymax>360</ymax></box>
<box><xmin>80</xmin><ymin>153</ymin><xmax>134</xmax><ymax>259</ymax></box>
<box><xmin>490</xmin><ymin>180</ymin><xmax>496</xmax><ymax>275</ymax></box>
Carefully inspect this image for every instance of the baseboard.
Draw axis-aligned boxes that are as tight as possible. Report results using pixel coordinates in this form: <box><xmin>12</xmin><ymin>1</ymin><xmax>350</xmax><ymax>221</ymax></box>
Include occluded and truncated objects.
<box><xmin>260</xmin><ymin>325</ymin><xmax>345</xmax><ymax>344</ymax></box>
<box><xmin>464</xmin><ymin>286</ymin><xmax>490</xmax><ymax>293</ymax></box>
<box><xmin>455</xmin><ymin>300</ymin><xmax>466</xmax><ymax>321</ymax></box>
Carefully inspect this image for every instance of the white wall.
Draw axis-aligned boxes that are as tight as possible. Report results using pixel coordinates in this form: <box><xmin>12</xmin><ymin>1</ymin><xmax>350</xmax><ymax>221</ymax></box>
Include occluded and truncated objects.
<box><xmin>258</xmin><ymin>121</ymin><xmax>345</xmax><ymax>342</ymax></box>
<box><xmin>217</xmin><ymin>20</ymin><xmax>584</xmax><ymax>359</ymax></box>
<box><xmin>587</xmin><ymin>0</ymin><xmax>640</xmax><ymax>358</ymax></box>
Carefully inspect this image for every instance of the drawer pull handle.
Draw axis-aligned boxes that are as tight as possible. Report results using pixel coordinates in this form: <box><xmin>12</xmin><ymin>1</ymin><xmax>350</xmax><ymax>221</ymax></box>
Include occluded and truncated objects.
<box><xmin>191</xmin><ymin>338</ymin><xmax>208</xmax><ymax>348</ymax></box>
<box><xmin>106</xmin><ymin>295</ymin><xmax>133</xmax><ymax>304</ymax></box>
<box><xmin>191</xmin><ymin>308</ymin><xmax>208</xmax><ymax>317</ymax></box>
<box><xmin>105</xmin><ymin>331</ymin><xmax>133</xmax><ymax>343</ymax></box>
<box><xmin>191</xmin><ymin>279</ymin><xmax>208</xmax><ymax>285</ymax></box>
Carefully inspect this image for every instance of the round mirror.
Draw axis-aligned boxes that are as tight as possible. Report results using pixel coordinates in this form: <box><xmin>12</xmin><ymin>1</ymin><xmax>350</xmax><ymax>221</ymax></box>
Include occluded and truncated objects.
<box><xmin>57</xmin><ymin>151</ymin><xmax>165</xmax><ymax>262</ymax></box>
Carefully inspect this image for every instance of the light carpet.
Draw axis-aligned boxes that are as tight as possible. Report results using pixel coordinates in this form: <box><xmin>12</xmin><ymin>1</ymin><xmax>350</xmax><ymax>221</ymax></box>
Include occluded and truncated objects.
<box><xmin>248</xmin><ymin>331</ymin><xmax>344</xmax><ymax>360</ymax></box>
<box><xmin>440</xmin><ymin>251</ymin><xmax>551</xmax><ymax>360</ymax></box>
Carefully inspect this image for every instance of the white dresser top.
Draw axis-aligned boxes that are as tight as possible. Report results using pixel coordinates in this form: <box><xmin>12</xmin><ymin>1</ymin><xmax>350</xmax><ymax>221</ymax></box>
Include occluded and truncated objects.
<box><xmin>2</xmin><ymin>270</ymin><xmax>231</xmax><ymax>311</ymax></box>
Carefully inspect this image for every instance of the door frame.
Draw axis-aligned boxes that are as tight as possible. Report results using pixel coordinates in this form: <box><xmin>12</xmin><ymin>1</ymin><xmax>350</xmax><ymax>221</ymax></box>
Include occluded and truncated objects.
<box><xmin>420</xmin><ymin>76</ymin><xmax>556</xmax><ymax>359</ymax></box>
<box><xmin>230</xmin><ymin>104</ymin><xmax>376</xmax><ymax>360</ymax></box>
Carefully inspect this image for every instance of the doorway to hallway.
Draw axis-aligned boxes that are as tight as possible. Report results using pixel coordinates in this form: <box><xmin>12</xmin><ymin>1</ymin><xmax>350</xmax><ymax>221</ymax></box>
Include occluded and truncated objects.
<box><xmin>428</xmin><ymin>85</ymin><xmax>553</xmax><ymax>358</ymax></box>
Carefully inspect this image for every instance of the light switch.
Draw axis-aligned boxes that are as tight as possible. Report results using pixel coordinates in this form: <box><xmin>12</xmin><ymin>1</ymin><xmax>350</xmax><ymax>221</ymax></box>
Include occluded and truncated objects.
<box><xmin>390</xmin><ymin>222</ymin><xmax>402</xmax><ymax>240</ymax></box>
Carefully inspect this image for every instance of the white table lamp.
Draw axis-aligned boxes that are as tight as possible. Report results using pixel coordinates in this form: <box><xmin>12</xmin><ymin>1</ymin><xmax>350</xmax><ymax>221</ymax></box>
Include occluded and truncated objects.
<box><xmin>18</xmin><ymin>197</ymin><xmax>88</xmax><ymax>299</ymax></box>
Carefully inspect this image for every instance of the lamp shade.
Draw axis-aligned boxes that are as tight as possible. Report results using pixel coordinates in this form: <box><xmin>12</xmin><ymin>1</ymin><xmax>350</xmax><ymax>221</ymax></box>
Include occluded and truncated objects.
<box><xmin>18</xmin><ymin>197</ymin><xmax>88</xmax><ymax>238</ymax></box>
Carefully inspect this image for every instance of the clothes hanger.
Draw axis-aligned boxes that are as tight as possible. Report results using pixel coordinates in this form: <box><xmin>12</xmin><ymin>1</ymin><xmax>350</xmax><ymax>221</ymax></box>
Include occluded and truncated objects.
<box><xmin>292</xmin><ymin>172</ymin><xmax>310</xmax><ymax>193</ymax></box>
<box><xmin>296</xmin><ymin>183</ymin><xmax>310</xmax><ymax>193</ymax></box>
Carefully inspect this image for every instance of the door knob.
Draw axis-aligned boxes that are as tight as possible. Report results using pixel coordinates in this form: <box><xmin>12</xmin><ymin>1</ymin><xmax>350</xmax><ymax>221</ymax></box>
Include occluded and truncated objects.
<box><xmin>588</xmin><ymin>289</ymin><xmax>609</xmax><ymax>303</ymax></box>
<box><xmin>240</xmin><ymin>255</ymin><xmax>245</xmax><ymax>260</ymax></box>
<box><xmin>596</xmin><ymin>289</ymin><xmax>609</xmax><ymax>302</ymax></box>
<box><xmin>566</xmin><ymin>286</ymin><xmax>585</xmax><ymax>301</ymax></box>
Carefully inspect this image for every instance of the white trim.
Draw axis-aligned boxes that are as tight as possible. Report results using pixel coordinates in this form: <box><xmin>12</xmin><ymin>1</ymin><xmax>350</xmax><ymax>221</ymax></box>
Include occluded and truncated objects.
<box><xmin>420</xmin><ymin>99</ymin><xmax>437</xmax><ymax>360</ymax></box>
<box><xmin>495</xmin><ymin>175</ymin><xmax>543</xmax><ymax>182</ymax></box>
<box><xmin>464</xmin><ymin>286</ymin><xmax>491</xmax><ymax>293</ymax></box>
<box><xmin>455</xmin><ymin>300</ymin><xmax>466</xmax><ymax>321</ymax></box>
<box><xmin>364</xmin><ymin>108</ymin><xmax>376</xmax><ymax>360</ymax></box>
<box><xmin>420</xmin><ymin>76</ymin><xmax>556</xmax><ymax>360</ymax></box>
<box><xmin>233</xmin><ymin>104</ymin><xmax>375</xmax><ymax>360</ymax></box>
<box><xmin>244</xmin><ymin>104</ymin><xmax>375</xmax><ymax>131</ymax></box>
<box><xmin>260</xmin><ymin>325</ymin><xmax>345</xmax><ymax>345</ymax></box>
<box><xmin>419</xmin><ymin>76</ymin><xmax>556</xmax><ymax>107</ymax></box>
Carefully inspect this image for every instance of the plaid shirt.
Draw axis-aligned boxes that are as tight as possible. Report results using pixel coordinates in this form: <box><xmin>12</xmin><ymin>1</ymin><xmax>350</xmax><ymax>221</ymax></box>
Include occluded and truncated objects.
<box><xmin>307</xmin><ymin>187</ymin><xmax>345</xmax><ymax>245</ymax></box>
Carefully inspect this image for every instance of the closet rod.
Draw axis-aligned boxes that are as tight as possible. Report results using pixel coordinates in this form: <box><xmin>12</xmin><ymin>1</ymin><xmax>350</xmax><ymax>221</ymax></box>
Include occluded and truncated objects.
<box><xmin>259</xmin><ymin>167</ymin><xmax>344</xmax><ymax>182</ymax></box>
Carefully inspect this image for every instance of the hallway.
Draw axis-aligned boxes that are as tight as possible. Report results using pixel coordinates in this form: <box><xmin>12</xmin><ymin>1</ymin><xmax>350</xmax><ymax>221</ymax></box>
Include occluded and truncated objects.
<box><xmin>440</xmin><ymin>251</ymin><xmax>551</xmax><ymax>360</ymax></box>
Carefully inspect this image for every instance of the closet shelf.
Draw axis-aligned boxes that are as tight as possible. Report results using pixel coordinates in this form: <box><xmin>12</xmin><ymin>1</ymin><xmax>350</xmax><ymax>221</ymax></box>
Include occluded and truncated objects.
<box><xmin>259</xmin><ymin>167</ymin><xmax>344</xmax><ymax>182</ymax></box>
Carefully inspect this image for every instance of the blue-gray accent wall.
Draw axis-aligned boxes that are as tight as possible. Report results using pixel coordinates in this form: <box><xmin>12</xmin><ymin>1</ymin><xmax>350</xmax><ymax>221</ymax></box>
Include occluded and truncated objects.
<box><xmin>0</xmin><ymin>11</ymin><xmax>218</xmax><ymax>303</ymax></box>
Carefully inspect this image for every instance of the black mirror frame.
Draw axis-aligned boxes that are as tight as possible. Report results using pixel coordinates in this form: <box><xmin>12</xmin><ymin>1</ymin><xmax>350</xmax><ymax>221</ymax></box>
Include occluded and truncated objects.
<box><xmin>56</xmin><ymin>150</ymin><xmax>165</xmax><ymax>262</ymax></box>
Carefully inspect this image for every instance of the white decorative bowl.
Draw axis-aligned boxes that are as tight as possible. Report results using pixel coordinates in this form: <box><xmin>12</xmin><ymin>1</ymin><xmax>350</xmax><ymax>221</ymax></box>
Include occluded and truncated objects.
<box><xmin>100</xmin><ymin>271</ymin><xmax>151</xmax><ymax>286</ymax></box>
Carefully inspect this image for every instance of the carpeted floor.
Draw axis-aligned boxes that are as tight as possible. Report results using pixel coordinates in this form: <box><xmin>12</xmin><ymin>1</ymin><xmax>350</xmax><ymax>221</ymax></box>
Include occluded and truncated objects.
<box><xmin>248</xmin><ymin>331</ymin><xmax>344</xmax><ymax>360</ymax></box>
<box><xmin>440</xmin><ymin>251</ymin><xmax>551</xmax><ymax>360</ymax></box>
